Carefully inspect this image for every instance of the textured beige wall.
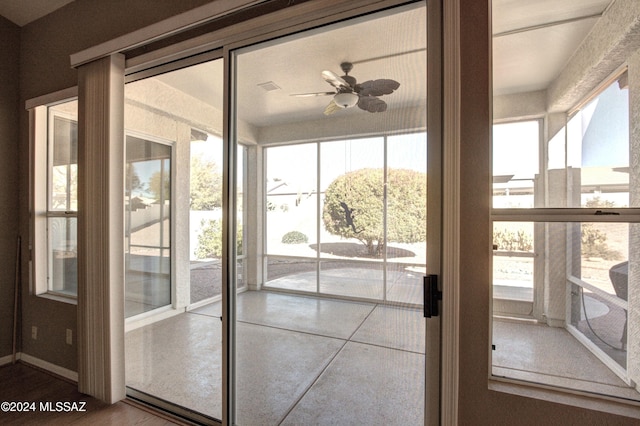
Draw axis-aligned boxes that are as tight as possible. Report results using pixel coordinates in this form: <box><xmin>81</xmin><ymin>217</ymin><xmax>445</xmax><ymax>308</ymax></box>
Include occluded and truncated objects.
<box><xmin>547</xmin><ymin>0</ymin><xmax>640</xmax><ymax>113</ymax></box>
<box><xmin>493</xmin><ymin>90</ymin><xmax>545</xmax><ymax>122</ymax></box>
<box><xmin>0</xmin><ymin>16</ymin><xmax>20</xmax><ymax>361</ymax></box>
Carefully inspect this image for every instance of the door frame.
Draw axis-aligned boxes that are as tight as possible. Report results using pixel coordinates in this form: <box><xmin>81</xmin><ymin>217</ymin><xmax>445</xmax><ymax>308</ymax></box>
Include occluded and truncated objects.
<box><xmin>440</xmin><ymin>0</ymin><xmax>461</xmax><ymax>422</ymax></box>
<box><xmin>223</xmin><ymin>1</ymin><xmax>441</xmax><ymax>424</ymax></box>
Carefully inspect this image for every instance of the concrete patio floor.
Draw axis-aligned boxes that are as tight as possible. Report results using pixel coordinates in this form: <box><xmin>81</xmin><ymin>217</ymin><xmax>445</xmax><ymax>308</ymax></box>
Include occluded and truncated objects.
<box><xmin>492</xmin><ymin>319</ymin><xmax>640</xmax><ymax>401</ymax></box>
<box><xmin>125</xmin><ymin>291</ymin><xmax>426</xmax><ymax>424</ymax></box>
<box><xmin>125</xmin><ymin>282</ymin><xmax>639</xmax><ymax>424</ymax></box>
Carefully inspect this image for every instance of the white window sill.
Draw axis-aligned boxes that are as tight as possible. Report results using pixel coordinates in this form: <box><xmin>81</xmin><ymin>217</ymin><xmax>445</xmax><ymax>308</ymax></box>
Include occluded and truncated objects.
<box><xmin>493</xmin><ymin>284</ymin><xmax>533</xmax><ymax>301</ymax></box>
<box><xmin>489</xmin><ymin>377</ymin><xmax>640</xmax><ymax>420</ymax></box>
<box><xmin>36</xmin><ymin>292</ymin><xmax>77</xmax><ymax>305</ymax></box>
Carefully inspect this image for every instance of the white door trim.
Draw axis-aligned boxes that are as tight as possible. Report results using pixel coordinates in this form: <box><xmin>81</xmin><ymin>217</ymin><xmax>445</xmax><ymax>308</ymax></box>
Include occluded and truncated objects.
<box><xmin>441</xmin><ymin>0</ymin><xmax>461</xmax><ymax>423</ymax></box>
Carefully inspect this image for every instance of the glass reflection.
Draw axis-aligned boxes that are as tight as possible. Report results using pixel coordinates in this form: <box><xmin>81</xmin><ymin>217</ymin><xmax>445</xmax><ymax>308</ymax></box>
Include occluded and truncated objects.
<box><xmin>125</xmin><ymin>137</ymin><xmax>171</xmax><ymax>317</ymax></box>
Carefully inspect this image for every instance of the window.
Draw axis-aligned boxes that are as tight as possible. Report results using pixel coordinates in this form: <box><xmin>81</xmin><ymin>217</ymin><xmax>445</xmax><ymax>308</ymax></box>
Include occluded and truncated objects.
<box><xmin>264</xmin><ymin>133</ymin><xmax>427</xmax><ymax>305</ymax></box>
<box><xmin>491</xmin><ymin>73</ymin><xmax>640</xmax><ymax>401</ymax></box>
<box><xmin>492</xmin><ymin>120</ymin><xmax>539</xmax><ymax>316</ymax></box>
<box><xmin>30</xmin><ymin>94</ymin><xmax>78</xmax><ymax>299</ymax></box>
<box><xmin>492</xmin><ymin>120</ymin><xmax>539</xmax><ymax>209</ymax></box>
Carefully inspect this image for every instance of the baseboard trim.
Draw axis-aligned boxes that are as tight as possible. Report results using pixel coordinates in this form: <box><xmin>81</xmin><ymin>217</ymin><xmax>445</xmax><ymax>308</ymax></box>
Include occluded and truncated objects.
<box><xmin>0</xmin><ymin>353</ymin><xmax>19</xmax><ymax>366</ymax></box>
<box><xmin>18</xmin><ymin>353</ymin><xmax>78</xmax><ymax>382</ymax></box>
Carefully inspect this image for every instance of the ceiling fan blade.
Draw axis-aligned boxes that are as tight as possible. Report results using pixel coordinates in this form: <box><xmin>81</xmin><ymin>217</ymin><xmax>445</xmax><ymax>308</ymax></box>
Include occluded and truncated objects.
<box><xmin>322</xmin><ymin>70</ymin><xmax>350</xmax><ymax>90</ymax></box>
<box><xmin>290</xmin><ymin>91</ymin><xmax>335</xmax><ymax>97</ymax></box>
<box><xmin>357</xmin><ymin>96</ymin><xmax>388</xmax><ymax>113</ymax></box>
<box><xmin>324</xmin><ymin>99</ymin><xmax>343</xmax><ymax>115</ymax></box>
<box><xmin>357</xmin><ymin>79</ymin><xmax>400</xmax><ymax>97</ymax></box>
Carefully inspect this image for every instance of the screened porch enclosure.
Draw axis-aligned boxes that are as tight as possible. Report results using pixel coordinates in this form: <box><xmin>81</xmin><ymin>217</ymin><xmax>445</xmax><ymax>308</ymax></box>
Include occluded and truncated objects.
<box><xmin>263</xmin><ymin>135</ymin><xmax>427</xmax><ymax>305</ymax></box>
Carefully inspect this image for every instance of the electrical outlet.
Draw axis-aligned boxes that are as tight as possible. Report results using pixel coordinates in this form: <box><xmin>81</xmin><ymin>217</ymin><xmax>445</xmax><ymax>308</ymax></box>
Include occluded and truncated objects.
<box><xmin>66</xmin><ymin>329</ymin><xmax>73</xmax><ymax>345</ymax></box>
<box><xmin>31</xmin><ymin>326</ymin><xmax>37</xmax><ymax>340</ymax></box>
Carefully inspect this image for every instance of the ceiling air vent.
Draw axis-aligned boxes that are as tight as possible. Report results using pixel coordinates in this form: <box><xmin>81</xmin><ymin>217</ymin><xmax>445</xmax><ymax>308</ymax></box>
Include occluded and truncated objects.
<box><xmin>257</xmin><ymin>81</ymin><xmax>281</xmax><ymax>92</ymax></box>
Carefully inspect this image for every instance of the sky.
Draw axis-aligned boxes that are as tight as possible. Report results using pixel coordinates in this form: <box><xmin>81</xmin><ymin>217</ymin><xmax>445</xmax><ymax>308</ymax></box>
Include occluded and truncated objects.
<box><xmin>575</xmin><ymin>83</ymin><xmax>628</xmax><ymax>168</ymax></box>
<box><xmin>493</xmin><ymin>81</ymin><xmax>629</xmax><ymax>179</ymax></box>
<box><xmin>493</xmin><ymin>120</ymin><xmax>539</xmax><ymax>179</ymax></box>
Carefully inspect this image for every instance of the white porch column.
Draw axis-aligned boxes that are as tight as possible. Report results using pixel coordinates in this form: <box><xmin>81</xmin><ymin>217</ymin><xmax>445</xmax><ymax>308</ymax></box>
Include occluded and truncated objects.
<box><xmin>174</xmin><ymin>123</ymin><xmax>192</xmax><ymax>308</ymax></box>
<box><xmin>544</xmin><ymin>168</ymin><xmax>580</xmax><ymax>327</ymax></box>
<box><xmin>76</xmin><ymin>54</ymin><xmax>126</xmax><ymax>403</ymax></box>
<box><xmin>245</xmin><ymin>144</ymin><xmax>263</xmax><ymax>290</ymax></box>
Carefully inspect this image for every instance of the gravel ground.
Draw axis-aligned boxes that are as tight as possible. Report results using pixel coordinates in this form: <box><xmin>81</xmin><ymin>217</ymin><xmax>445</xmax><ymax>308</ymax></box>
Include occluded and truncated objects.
<box><xmin>189</xmin><ymin>242</ymin><xmax>424</xmax><ymax>304</ymax></box>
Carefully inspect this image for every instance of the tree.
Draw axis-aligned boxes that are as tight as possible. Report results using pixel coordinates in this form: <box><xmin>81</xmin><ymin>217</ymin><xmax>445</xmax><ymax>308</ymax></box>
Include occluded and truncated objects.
<box><xmin>190</xmin><ymin>156</ymin><xmax>222</xmax><ymax>210</ymax></box>
<box><xmin>148</xmin><ymin>168</ymin><xmax>170</xmax><ymax>202</ymax></box>
<box><xmin>322</xmin><ymin>168</ymin><xmax>426</xmax><ymax>256</ymax></box>
<box><xmin>125</xmin><ymin>163</ymin><xmax>142</xmax><ymax>197</ymax></box>
<box><xmin>585</xmin><ymin>195</ymin><xmax>615</xmax><ymax>208</ymax></box>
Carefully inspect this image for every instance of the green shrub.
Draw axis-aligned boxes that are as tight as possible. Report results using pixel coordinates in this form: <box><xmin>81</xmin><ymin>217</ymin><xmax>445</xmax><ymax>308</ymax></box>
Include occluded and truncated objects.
<box><xmin>190</xmin><ymin>157</ymin><xmax>222</xmax><ymax>211</ymax></box>
<box><xmin>322</xmin><ymin>168</ymin><xmax>426</xmax><ymax>256</ymax></box>
<box><xmin>581</xmin><ymin>224</ymin><xmax>622</xmax><ymax>260</ymax></box>
<box><xmin>492</xmin><ymin>224</ymin><xmax>623</xmax><ymax>261</ymax></box>
<box><xmin>195</xmin><ymin>218</ymin><xmax>243</xmax><ymax>259</ymax></box>
<box><xmin>281</xmin><ymin>231</ymin><xmax>308</xmax><ymax>244</ymax></box>
<box><xmin>493</xmin><ymin>228</ymin><xmax>533</xmax><ymax>252</ymax></box>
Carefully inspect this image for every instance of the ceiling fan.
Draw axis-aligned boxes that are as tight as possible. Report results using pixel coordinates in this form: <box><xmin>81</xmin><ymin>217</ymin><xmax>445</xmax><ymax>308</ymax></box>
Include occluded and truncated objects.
<box><xmin>291</xmin><ymin>62</ymin><xmax>400</xmax><ymax>115</ymax></box>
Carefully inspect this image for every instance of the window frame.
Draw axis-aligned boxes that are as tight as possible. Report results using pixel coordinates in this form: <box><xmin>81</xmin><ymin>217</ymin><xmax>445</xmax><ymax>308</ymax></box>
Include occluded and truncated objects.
<box><xmin>491</xmin><ymin>118</ymin><xmax>544</xmax><ymax>320</ymax></box>
<box><xmin>490</xmin><ymin>69</ymin><xmax>640</xmax><ymax>399</ymax></box>
<box><xmin>27</xmin><ymin>87</ymin><xmax>79</xmax><ymax>303</ymax></box>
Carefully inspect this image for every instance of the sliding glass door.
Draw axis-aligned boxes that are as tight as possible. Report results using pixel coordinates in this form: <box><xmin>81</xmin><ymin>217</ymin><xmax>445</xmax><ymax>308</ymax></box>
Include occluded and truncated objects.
<box><xmin>116</xmin><ymin>1</ymin><xmax>439</xmax><ymax>424</ymax></box>
<box><xmin>230</xmin><ymin>2</ymin><xmax>431</xmax><ymax>424</ymax></box>
<box><xmin>124</xmin><ymin>57</ymin><xmax>226</xmax><ymax>424</ymax></box>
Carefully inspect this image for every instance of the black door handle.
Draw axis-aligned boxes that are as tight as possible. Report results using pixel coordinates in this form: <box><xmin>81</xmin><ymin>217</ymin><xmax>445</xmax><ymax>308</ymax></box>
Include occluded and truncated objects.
<box><xmin>424</xmin><ymin>275</ymin><xmax>442</xmax><ymax>318</ymax></box>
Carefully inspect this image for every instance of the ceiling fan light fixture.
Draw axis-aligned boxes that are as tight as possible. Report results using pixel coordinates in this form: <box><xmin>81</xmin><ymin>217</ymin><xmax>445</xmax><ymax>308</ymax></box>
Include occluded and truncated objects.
<box><xmin>333</xmin><ymin>92</ymin><xmax>359</xmax><ymax>108</ymax></box>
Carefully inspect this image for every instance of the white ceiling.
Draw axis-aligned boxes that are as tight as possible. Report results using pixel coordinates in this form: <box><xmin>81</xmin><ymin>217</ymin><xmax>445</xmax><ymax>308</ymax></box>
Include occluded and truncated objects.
<box><xmin>154</xmin><ymin>0</ymin><xmax>615</xmax><ymax>128</ymax></box>
<box><xmin>2</xmin><ymin>0</ymin><xmax>617</xmax><ymax>124</ymax></box>
<box><xmin>492</xmin><ymin>0</ymin><xmax>613</xmax><ymax>96</ymax></box>
<box><xmin>234</xmin><ymin>4</ymin><xmax>427</xmax><ymax>127</ymax></box>
<box><xmin>154</xmin><ymin>3</ymin><xmax>426</xmax><ymax>128</ymax></box>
